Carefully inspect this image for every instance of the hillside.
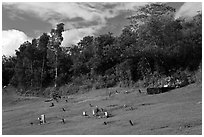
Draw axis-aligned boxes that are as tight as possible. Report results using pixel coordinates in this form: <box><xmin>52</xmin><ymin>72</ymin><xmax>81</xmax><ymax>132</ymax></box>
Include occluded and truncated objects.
<box><xmin>2</xmin><ymin>84</ymin><xmax>202</xmax><ymax>135</ymax></box>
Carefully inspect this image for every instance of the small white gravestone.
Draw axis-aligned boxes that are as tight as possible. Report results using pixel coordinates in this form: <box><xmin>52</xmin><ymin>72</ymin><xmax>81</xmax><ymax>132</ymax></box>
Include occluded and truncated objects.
<box><xmin>38</xmin><ymin>117</ymin><xmax>42</xmax><ymax>125</ymax></box>
<box><xmin>104</xmin><ymin>112</ymin><xmax>108</xmax><ymax>118</ymax></box>
<box><xmin>41</xmin><ymin>114</ymin><xmax>46</xmax><ymax>124</ymax></box>
<box><xmin>92</xmin><ymin>109</ymin><xmax>95</xmax><ymax>116</ymax></box>
<box><xmin>83</xmin><ymin>111</ymin><xmax>87</xmax><ymax>116</ymax></box>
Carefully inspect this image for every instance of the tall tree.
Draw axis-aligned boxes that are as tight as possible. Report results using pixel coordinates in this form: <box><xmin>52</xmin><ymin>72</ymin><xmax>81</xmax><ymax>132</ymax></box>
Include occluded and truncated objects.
<box><xmin>2</xmin><ymin>55</ymin><xmax>16</xmax><ymax>86</ymax></box>
<box><xmin>38</xmin><ymin>33</ymin><xmax>50</xmax><ymax>88</ymax></box>
<box><xmin>48</xmin><ymin>23</ymin><xmax>64</xmax><ymax>87</ymax></box>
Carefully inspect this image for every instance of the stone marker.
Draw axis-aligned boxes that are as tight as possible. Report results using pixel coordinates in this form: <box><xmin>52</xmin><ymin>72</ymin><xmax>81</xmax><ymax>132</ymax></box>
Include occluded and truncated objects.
<box><xmin>62</xmin><ymin>118</ymin><xmax>65</xmax><ymax>124</ymax></box>
<box><xmin>38</xmin><ymin>115</ymin><xmax>46</xmax><ymax>125</ymax></box>
<box><xmin>92</xmin><ymin>109</ymin><xmax>95</xmax><ymax>116</ymax></box>
<box><xmin>50</xmin><ymin>103</ymin><xmax>54</xmax><ymax>107</ymax></box>
<box><xmin>130</xmin><ymin>107</ymin><xmax>133</xmax><ymax>110</ymax></box>
<box><xmin>82</xmin><ymin>111</ymin><xmax>87</xmax><ymax>116</ymax></box>
<box><xmin>129</xmin><ymin>120</ymin><xmax>134</xmax><ymax>126</ymax></box>
<box><xmin>38</xmin><ymin>117</ymin><xmax>42</xmax><ymax>125</ymax></box>
<box><xmin>41</xmin><ymin>114</ymin><xmax>46</xmax><ymax>124</ymax></box>
<box><xmin>104</xmin><ymin>112</ymin><xmax>108</xmax><ymax>118</ymax></box>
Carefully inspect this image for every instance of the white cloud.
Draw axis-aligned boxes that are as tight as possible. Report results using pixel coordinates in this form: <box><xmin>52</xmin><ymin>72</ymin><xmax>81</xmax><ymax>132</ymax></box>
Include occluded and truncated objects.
<box><xmin>113</xmin><ymin>2</ymin><xmax>149</xmax><ymax>11</ymax></box>
<box><xmin>3</xmin><ymin>2</ymin><xmax>148</xmax><ymax>27</ymax></box>
<box><xmin>175</xmin><ymin>2</ymin><xmax>202</xmax><ymax>19</ymax></box>
<box><xmin>3</xmin><ymin>2</ymin><xmax>148</xmax><ymax>47</ymax></box>
<box><xmin>3</xmin><ymin>2</ymin><xmax>113</xmax><ymax>26</ymax></box>
<box><xmin>2</xmin><ymin>29</ymin><xmax>31</xmax><ymax>56</ymax></box>
<box><xmin>61</xmin><ymin>25</ymin><xmax>101</xmax><ymax>46</ymax></box>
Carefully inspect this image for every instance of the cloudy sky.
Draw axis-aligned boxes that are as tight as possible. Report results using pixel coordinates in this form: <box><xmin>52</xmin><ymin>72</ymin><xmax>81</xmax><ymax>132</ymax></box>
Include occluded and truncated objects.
<box><xmin>2</xmin><ymin>2</ymin><xmax>202</xmax><ymax>56</ymax></box>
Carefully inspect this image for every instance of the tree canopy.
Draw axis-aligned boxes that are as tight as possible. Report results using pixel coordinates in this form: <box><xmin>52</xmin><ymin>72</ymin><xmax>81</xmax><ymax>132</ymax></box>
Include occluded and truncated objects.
<box><xmin>2</xmin><ymin>3</ymin><xmax>202</xmax><ymax>95</ymax></box>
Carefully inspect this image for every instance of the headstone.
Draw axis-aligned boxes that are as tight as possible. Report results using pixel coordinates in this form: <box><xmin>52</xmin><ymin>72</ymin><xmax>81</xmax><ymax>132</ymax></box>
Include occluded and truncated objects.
<box><xmin>38</xmin><ymin>117</ymin><xmax>42</xmax><ymax>125</ymax></box>
<box><xmin>62</xmin><ymin>118</ymin><xmax>65</xmax><ymax>124</ymax></box>
<box><xmin>104</xmin><ymin>112</ymin><xmax>108</xmax><ymax>118</ymax></box>
<box><xmin>129</xmin><ymin>120</ymin><xmax>134</xmax><ymax>126</ymax></box>
<box><xmin>41</xmin><ymin>114</ymin><xmax>46</xmax><ymax>124</ymax></box>
<box><xmin>92</xmin><ymin>109</ymin><xmax>95</xmax><ymax>116</ymax></box>
<box><xmin>83</xmin><ymin>111</ymin><xmax>87</xmax><ymax>116</ymax></box>
<box><xmin>89</xmin><ymin>103</ymin><xmax>93</xmax><ymax>107</ymax></box>
<box><xmin>50</xmin><ymin>103</ymin><xmax>54</xmax><ymax>107</ymax></box>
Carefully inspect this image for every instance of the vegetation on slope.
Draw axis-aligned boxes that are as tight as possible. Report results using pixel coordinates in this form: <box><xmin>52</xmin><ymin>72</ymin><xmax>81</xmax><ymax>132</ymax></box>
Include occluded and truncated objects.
<box><xmin>2</xmin><ymin>3</ymin><xmax>202</xmax><ymax>96</ymax></box>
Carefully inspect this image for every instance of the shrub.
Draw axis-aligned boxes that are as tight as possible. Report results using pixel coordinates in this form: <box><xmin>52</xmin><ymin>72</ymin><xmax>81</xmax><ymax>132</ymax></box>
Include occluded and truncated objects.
<box><xmin>134</xmin><ymin>80</ymin><xmax>145</xmax><ymax>88</ymax></box>
<box><xmin>43</xmin><ymin>87</ymin><xmax>56</xmax><ymax>98</ymax></box>
<box><xmin>64</xmin><ymin>83</ymin><xmax>80</xmax><ymax>95</ymax></box>
<box><xmin>105</xmin><ymin>74</ymin><xmax>117</xmax><ymax>88</ymax></box>
<box><xmin>94</xmin><ymin>75</ymin><xmax>106</xmax><ymax>89</ymax></box>
<box><xmin>194</xmin><ymin>65</ymin><xmax>202</xmax><ymax>84</ymax></box>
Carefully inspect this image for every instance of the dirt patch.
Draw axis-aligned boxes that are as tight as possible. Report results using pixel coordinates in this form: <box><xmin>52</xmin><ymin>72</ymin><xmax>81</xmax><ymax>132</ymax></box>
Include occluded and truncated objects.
<box><xmin>107</xmin><ymin>104</ymin><xmax>118</xmax><ymax>107</ymax></box>
<box><xmin>179</xmin><ymin>120</ymin><xmax>202</xmax><ymax>130</ymax></box>
<box><xmin>125</xmin><ymin>106</ymin><xmax>138</xmax><ymax>111</ymax></box>
<box><xmin>103</xmin><ymin>120</ymin><xmax>121</xmax><ymax>126</ymax></box>
<box><xmin>108</xmin><ymin>105</ymin><xmax>124</xmax><ymax>111</ymax></box>
<box><xmin>138</xmin><ymin>103</ymin><xmax>155</xmax><ymax>106</ymax></box>
<box><xmin>14</xmin><ymin>98</ymin><xmax>30</xmax><ymax>102</ymax></box>
<box><xmin>73</xmin><ymin>96</ymin><xmax>104</xmax><ymax>104</ymax></box>
<box><xmin>150</xmin><ymin>125</ymin><xmax>169</xmax><ymax>131</ymax></box>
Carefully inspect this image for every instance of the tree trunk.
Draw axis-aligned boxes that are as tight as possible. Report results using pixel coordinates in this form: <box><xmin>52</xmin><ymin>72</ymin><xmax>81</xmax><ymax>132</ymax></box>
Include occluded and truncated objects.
<box><xmin>55</xmin><ymin>51</ymin><xmax>58</xmax><ymax>88</ymax></box>
<box><xmin>40</xmin><ymin>57</ymin><xmax>45</xmax><ymax>88</ymax></box>
<box><xmin>30</xmin><ymin>61</ymin><xmax>33</xmax><ymax>87</ymax></box>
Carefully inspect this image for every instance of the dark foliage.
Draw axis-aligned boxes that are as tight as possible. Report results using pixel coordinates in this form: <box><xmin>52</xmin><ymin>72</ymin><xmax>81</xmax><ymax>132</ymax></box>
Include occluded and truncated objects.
<box><xmin>2</xmin><ymin>4</ymin><xmax>202</xmax><ymax>95</ymax></box>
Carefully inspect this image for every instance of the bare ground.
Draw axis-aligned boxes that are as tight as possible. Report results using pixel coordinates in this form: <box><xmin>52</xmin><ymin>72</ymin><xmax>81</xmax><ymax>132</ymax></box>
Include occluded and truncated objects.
<box><xmin>2</xmin><ymin>84</ymin><xmax>202</xmax><ymax>135</ymax></box>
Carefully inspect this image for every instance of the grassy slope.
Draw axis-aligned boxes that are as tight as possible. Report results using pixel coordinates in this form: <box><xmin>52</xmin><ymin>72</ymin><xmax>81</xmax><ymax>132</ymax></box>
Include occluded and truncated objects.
<box><xmin>2</xmin><ymin>84</ymin><xmax>202</xmax><ymax>135</ymax></box>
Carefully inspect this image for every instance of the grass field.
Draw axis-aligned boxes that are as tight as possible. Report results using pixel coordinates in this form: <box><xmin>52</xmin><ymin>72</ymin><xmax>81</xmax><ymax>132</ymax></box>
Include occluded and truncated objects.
<box><xmin>2</xmin><ymin>84</ymin><xmax>202</xmax><ymax>135</ymax></box>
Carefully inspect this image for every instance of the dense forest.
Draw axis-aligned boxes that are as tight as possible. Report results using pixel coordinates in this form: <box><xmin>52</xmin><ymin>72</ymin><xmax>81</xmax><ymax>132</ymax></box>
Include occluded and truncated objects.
<box><xmin>2</xmin><ymin>3</ymin><xmax>202</xmax><ymax>97</ymax></box>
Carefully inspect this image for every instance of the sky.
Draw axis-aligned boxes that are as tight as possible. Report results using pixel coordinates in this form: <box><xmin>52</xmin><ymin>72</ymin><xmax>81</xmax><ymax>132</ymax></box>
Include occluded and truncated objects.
<box><xmin>2</xmin><ymin>2</ymin><xmax>202</xmax><ymax>56</ymax></box>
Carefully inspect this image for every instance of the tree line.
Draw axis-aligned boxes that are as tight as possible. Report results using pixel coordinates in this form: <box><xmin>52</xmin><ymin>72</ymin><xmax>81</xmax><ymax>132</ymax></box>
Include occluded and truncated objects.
<box><xmin>2</xmin><ymin>3</ymin><xmax>202</xmax><ymax>95</ymax></box>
